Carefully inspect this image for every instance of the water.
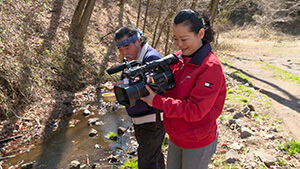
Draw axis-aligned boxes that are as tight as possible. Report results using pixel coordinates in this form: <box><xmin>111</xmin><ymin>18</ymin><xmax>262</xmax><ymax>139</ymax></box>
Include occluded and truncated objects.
<box><xmin>3</xmin><ymin>102</ymin><xmax>131</xmax><ymax>169</ymax></box>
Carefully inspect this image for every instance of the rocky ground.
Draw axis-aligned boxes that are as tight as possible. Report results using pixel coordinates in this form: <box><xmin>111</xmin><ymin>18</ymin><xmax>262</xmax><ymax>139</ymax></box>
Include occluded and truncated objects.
<box><xmin>211</xmin><ymin>33</ymin><xmax>300</xmax><ymax>168</ymax></box>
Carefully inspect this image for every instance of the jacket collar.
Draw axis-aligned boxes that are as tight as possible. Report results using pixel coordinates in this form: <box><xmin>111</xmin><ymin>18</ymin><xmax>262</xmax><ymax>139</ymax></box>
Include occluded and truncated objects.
<box><xmin>137</xmin><ymin>43</ymin><xmax>148</xmax><ymax>64</ymax></box>
<box><xmin>184</xmin><ymin>40</ymin><xmax>212</xmax><ymax>65</ymax></box>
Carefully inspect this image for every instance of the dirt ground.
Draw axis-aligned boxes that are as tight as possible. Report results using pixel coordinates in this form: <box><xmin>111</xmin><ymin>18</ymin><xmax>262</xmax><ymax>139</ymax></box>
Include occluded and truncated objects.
<box><xmin>218</xmin><ymin>34</ymin><xmax>300</xmax><ymax>141</ymax></box>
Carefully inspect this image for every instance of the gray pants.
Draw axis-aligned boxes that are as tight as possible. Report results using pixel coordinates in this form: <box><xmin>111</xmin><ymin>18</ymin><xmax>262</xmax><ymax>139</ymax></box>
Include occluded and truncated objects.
<box><xmin>167</xmin><ymin>137</ymin><xmax>218</xmax><ymax>169</ymax></box>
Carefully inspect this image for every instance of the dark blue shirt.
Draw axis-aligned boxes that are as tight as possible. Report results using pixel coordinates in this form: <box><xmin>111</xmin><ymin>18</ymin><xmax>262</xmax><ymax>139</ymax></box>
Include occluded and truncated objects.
<box><xmin>125</xmin><ymin>45</ymin><xmax>162</xmax><ymax>117</ymax></box>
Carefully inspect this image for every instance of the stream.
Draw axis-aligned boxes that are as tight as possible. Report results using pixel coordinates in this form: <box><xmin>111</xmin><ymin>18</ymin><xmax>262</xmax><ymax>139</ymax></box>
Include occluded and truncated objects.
<box><xmin>3</xmin><ymin>93</ymin><xmax>133</xmax><ymax>169</ymax></box>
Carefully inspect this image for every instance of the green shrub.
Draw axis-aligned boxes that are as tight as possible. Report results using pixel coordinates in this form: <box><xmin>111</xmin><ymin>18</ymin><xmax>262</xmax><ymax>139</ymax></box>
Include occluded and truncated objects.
<box><xmin>120</xmin><ymin>158</ymin><xmax>138</xmax><ymax>169</ymax></box>
<box><xmin>278</xmin><ymin>140</ymin><xmax>300</xmax><ymax>155</ymax></box>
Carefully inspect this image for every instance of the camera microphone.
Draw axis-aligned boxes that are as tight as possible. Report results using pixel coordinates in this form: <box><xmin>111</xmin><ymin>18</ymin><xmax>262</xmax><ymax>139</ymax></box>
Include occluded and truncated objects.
<box><xmin>106</xmin><ymin>60</ymin><xmax>140</xmax><ymax>75</ymax></box>
<box><xmin>107</xmin><ymin>64</ymin><xmax>127</xmax><ymax>75</ymax></box>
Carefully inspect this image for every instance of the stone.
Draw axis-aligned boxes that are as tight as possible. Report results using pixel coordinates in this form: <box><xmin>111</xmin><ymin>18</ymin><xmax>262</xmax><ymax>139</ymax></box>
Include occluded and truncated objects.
<box><xmin>240</xmin><ymin>127</ymin><xmax>254</xmax><ymax>139</ymax></box>
<box><xmin>109</xmin><ymin>135</ymin><xmax>118</xmax><ymax>141</ymax></box>
<box><xmin>241</xmin><ymin>105</ymin><xmax>250</xmax><ymax>114</ymax></box>
<box><xmin>229</xmin><ymin>119</ymin><xmax>236</xmax><ymax>126</ymax></box>
<box><xmin>88</xmin><ymin>118</ymin><xmax>100</xmax><ymax>126</ymax></box>
<box><xmin>250</xmin><ymin>127</ymin><xmax>257</xmax><ymax>132</ymax></box>
<box><xmin>94</xmin><ymin>144</ymin><xmax>101</xmax><ymax>149</ymax></box>
<box><xmin>20</xmin><ymin>161</ymin><xmax>35</xmax><ymax>169</ymax></box>
<box><xmin>268</xmin><ymin>126</ymin><xmax>278</xmax><ymax>133</ymax></box>
<box><xmin>247</xmin><ymin>104</ymin><xmax>255</xmax><ymax>111</ymax></box>
<box><xmin>106</xmin><ymin>155</ymin><xmax>119</xmax><ymax>164</ymax></box>
<box><xmin>225</xmin><ymin>149</ymin><xmax>240</xmax><ymax>163</ymax></box>
<box><xmin>254</xmin><ymin>150</ymin><xmax>276</xmax><ymax>167</ymax></box>
<box><xmin>95</xmin><ymin>121</ymin><xmax>104</xmax><ymax>126</ymax></box>
<box><xmin>91</xmin><ymin>163</ymin><xmax>101</xmax><ymax>169</ymax></box>
<box><xmin>227</xmin><ymin>107</ymin><xmax>236</xmax><ymax>112</ymax></box>
<box><xmin>246</xmin><ymin>137</ymin><xmax>262</xmax><ymax>146</ymax></box>
<box><xmin>70</xmin><ymin>160</ymin><xmax>80</xmax><ymax>169</ymax></box>
<box><xmin>83</xmin><ymin>109</ymin><xmax>91</xmax><ymax>116</ymax></box>
<box><xmin>89</xmin><ymin>128</ymin><xmax>98</xmax><ymax>137</ymax></box>
<box><xmin>117</xmin><ymin>126</ymin><xmax>127</xmax><ymax>136</ymax></box>
<box><xmin>233</xmin><ymin>112</ymin><xmax>244</xmax><ymax>119</ymax></box>
<box><xmin>265</xmin><ymin>134</ymin><xmax>275</xmax><ymax>140</ymax></box>
<box><xmin>229</xmin><ymin>142</ymin><xmax>244</xmax><ymax>151</ymax></box>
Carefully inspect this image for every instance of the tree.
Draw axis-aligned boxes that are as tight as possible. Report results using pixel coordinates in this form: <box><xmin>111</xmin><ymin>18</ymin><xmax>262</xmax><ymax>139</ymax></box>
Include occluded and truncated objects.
<box><xmin>137</xmin><ymin>0</ymin><xmax>142</xmax><ymax>27</ymax></box>
<box><xmin>154</xmin><ymin>0</ymin><xmax>183</xmax><ymax>49</ymax></box>
<box><xmin>118</xmin><ymin>0</ymin><xmax>126</xmax><ymax>27</ymax></box>
<box><xmin>68</xmin><ymin>0</ymin><xmax>96</xmax><ymax>63</ymax></box>
<box><xmin>152</xmin><ymin>0</ymin><xmax>164</xmax><ymax>47</ymax></box>
<box><xmin>70</xmin><ymin>0</ymin><xmax>96</xmax><ymax>41</ymax></box>
<box><xmin>65</xmin><ymin>0</ymin><xmax>96</xmax><ymax>90</ymax></box>
<box><xmin>209</xmin><ymin>0</ymin><xmax>219</xmax><ymax>24</ymax></box>
<box><xmin>143</xmin><ymin>0</ymin><xmax>151</xmax><ymax>33</ymax></box>
<box><xmin>164</xmin><ymin>20</ymin><xmax>171</xmax><ymax>56</ymax></box>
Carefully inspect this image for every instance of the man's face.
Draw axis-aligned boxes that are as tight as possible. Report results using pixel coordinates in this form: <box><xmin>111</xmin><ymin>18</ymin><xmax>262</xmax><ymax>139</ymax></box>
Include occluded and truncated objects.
<box><xmin>117</xmin><ymin>36</ymin><xmax>141</xmax><ymax>61</ymax></box>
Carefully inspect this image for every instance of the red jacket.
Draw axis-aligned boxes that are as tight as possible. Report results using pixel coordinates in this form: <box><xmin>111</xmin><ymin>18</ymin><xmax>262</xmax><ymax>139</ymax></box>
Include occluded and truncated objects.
<box><xmin>153</xmin><ymin>41</ymin><xmax>226</xmax><ymax>149</ymax></box>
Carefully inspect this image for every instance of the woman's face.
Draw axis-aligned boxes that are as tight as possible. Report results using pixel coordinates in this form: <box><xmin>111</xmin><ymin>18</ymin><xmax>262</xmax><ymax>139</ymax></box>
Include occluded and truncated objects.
<box><xmin>173</xmin><ymin>23</ymin><xmax>203</xmax><ymax>56</ymax></box>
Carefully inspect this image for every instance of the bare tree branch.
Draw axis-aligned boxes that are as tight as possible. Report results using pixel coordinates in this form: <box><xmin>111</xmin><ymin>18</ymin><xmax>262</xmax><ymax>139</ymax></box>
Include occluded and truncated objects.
<box><xmin>143</xmin><ymin>0</ymin><xmax>151</xmax><ymax>33</ymax></box>
<box><xmin>152</xmin><ymin>0</ymin><xmax>164</xmax><ymax>46</ymax></box>
<box><xmin>137</xmin><ymin>0</ymin><xmax>142</xmax><ymax>27</ymax></box>
<box><xmin>210</xmin><ymin>0</ymin><xmax>219</xmax><ymax>24</ymax></box>
<box><xmin>154</xmin><ymin>0</ymin><xmax>183</xmax><ymax>48</ymax></box>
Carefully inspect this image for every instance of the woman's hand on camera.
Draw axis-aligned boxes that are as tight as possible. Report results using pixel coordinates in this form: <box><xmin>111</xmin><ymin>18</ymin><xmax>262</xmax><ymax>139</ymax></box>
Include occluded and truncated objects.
<box><xmin>140</xmin><ymin>85</ymin><xmax>156</xmax><ymax>107</ymax></box>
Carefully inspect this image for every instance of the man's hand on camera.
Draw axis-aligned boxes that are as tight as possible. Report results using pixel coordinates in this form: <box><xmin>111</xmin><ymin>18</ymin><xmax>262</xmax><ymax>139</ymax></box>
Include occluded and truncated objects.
<box><xmin>104</xmin><ymin>81</ymin><xmax>124</xmax><ymax>91</ymax></box>
<box><xmin>140</xmin><ymin>85</ymin><xmax>156</xmax><ymax>107</ymax></box>
<box><xmin>104</xmin><ymin>82</ymin><xmax>114</xmax><ymax>91</ymax></box>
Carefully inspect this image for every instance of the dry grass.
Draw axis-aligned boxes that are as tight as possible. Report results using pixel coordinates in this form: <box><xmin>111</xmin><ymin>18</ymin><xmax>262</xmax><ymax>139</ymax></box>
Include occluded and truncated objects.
<box><xmin>216</xmin><ymin>26</ymin><xmax>300</xmax><ymax>59</ymax></box>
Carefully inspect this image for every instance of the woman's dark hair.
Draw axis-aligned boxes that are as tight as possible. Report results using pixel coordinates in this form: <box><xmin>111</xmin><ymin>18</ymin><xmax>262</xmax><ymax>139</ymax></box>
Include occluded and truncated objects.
<box><xmin>114</xmin><ymin>24</ymin><xmax>147</xmax><ymax>45</ymax></box>
<box><xmin>174</xmin><ymin>9</ymin><xmax>215</xmax><ymax>42</ymax></box>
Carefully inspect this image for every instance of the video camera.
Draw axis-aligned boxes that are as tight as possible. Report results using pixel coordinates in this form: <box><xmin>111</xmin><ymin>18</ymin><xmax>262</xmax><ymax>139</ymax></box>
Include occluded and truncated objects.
<box><xmin>106</xmin><ymin>54</ymin><xmax>179</xmax><ymax>107</ymax></box>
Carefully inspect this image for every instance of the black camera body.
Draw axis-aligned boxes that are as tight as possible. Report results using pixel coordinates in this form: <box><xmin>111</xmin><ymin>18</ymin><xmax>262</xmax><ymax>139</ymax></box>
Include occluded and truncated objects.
<box><xmin>106</xmin><ymin>54</ymin><xmax>179</xmax><ymax>107</ymax></box>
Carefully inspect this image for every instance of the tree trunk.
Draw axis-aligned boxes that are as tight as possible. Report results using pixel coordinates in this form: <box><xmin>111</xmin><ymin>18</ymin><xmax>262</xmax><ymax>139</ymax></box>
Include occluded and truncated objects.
<box><xmin>209</xmin><ymin>0</ymin><xmax>219</xmax><ymax>25</ymax></box>
<box><xmin>143</xmin><ymin>0</ymin><xmax>150</xmax><ymax>33</ymax></box>
<box><xmin>152</xmin><ymin>0</ymin><xmax>164</xmax><ymax>46</ymax></box>
<box><xmin>136</xmin><ymin>0</ymin><xmax>142</xmax><ymax>27</ymax></box>
<box><xmin>71</xmin><ymin>0</ymin><xmax>96</xmax><ymax>41</ymax></box>
<box><xmin>164</xmin><ymin>21</ymin><xmax>171</xmax><ymax>56</ymax></box>
<box><xmin>71</xmin><ymin>0</ymin><xmax>87</xmax><ymax>28</ymax></box>
<box><xmin>118</xmin><ymin>0</ymin><xmax>125</xmax><ymax>27</ymax></box>
<box><xmin>68</xmin><ymin>0</ymin><xmax>95</xmax><ymax>66</ymax></box>
<box><xmin>79</xmin><ymin>0</ymin><xmax>96</xmax><ymax>40</ymax></box>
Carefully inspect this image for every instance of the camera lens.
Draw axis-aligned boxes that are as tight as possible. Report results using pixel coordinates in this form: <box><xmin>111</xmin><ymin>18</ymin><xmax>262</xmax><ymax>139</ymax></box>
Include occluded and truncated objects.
<box><xmin>114</xmin><ymin>80</ymin><xmax>149</xmax><ymax>107</ymax></box>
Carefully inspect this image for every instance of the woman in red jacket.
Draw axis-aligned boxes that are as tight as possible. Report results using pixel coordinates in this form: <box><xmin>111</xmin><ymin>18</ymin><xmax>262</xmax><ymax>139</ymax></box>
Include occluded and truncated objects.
<box><xmin>141</xmin><ymin>9</ymin><xmax>226</xmax><ymax>169</ymax></box>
